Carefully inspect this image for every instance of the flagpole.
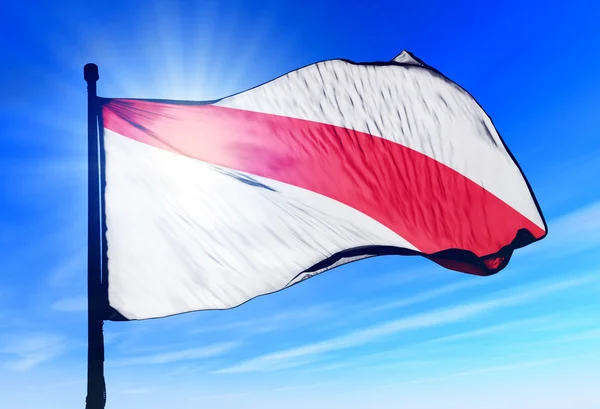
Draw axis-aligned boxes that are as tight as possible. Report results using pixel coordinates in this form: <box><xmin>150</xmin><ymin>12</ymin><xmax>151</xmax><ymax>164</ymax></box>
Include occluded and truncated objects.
<box><xmin>84</xmin><ymin>63</ymin><xmax>106</xmax><ymax>409</ymax></box>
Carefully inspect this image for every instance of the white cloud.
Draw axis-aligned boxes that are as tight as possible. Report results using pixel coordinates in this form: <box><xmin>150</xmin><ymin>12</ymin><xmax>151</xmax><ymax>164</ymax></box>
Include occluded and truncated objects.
<box><xmin>45</xmin><ymin>379</ymin><xmax>86</xmax><ymax>388</ymax></box>
<box><xmin>519</xmin><ymin>200</ymin><xmax>600</xmax><ymax>259</ymax></box>
<box><xmin>299</xmin><ymin>315</ymin><xmax>556</xmax><ymax>374</ymax></box>
<box><xmin>48</xmin><ymin>252</ymin><xmax>87</xmax><ymax>287</ymax></box>
<box><xmin>272</xmin><ymin>382</ymin><xmax>336</xmax><ymax>392</ymax></box>
<box><xmin>51</xmin><ymin>295</ymin><xmax>87</xmax><ymax>312</ymax></box>
<box><xmin>530</xmin><ymin>328</ymin><xmax>600</xmax><ymax>346</ymax></box>
<box><xmin>1</xmin><ymin>333</ymin><xmax>66</xmax><ymax>372</ymax></box>
<box><xmin>189</xmin><ymin>392</ymin><xmax>251</xmax><ymax>402</ymax></box>
<box><xmin>215</xmin><ymin>273</ymin><xmax>600</xmax><ymax>374</ymax></box>
<box><xmin>422</xmin><ymin>315</ymin><xmax>554</xmax><ymax>345</ymax></box>
<box><xmin>531</xmin><ymin>315</ymin><xmax>600</xmax><ymax>332</ymax></box>
<box><xmin>351</xmin><ymin>359</ymin><xmax>438</xmax><ymax>373</ymax></box>
<box><xmin>359</xmin><ymin>265</ymin><xmax>440</xmax><ymax>290</ymax></box>
<box><xmin>368</xmin><ymin>279</ymin><xmax>487</xmax><ymax>313</ymax></box>
<box><xmin>109</xmin><ymin>342</ymin><xmax>239</xmax><ymax>367</ymax></box>
<box><xmin>119</xmin><ymin>388</ymin><xmax>151</xmax><ymax>395</ymax></box>
<box><xmin>192</xmin><ymin>303</ymin><xmax>334</xmax><ymax>335</ymax></box>
<box><xmin>103</xmin><ymin>331</ymin><xmax>124</xmax><ymax>345</ymax></box>
<box><xmin>387</xmin><ymin>358</ymin><xmax>564</xmax><ymax>387</ymax></box>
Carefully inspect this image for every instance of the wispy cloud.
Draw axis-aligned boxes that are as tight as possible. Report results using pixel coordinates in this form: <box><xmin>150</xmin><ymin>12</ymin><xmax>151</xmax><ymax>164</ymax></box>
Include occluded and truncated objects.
<box><xmin>192</xmin><ymin>303</ymin><xmax>334</xmax><ymax>335</ymax></box>
<box><xmin>48</xmin><ymin>252</ymin><xmax>87</xmax><ymax>287</ymax></box>
<box><xmin>345</xmin><ymin>359</ymin><xmax>438</xmax><ymax>373</ymax></box>
<box><xmin>299</xmin><ymin>316</ymin><xmax>550</xmax><ymax>374</ymax></box>
<box><xmin>527</xmin><ymin>328</ymin><xmax>600</xmax><ymax>347</ymax></box>
<box><xmin>387</xmin><ymin>358</ymin><xmax>564</xmax><ymax>387</ymax></box>
<box><xmin>0</xmin><ymin>333</ymin><xmax>66</xmax><ymax>372</ymax></box>
<box><xmin>119</xmin><ymin>388</ymin><xmax>151</xmax><ymax>395</ymax></box>
<box><xmin>190</xmin><ymin>392</ymin><xmax>251</xmax><ymax>402</ymax></box>
<box><xmin>357</xmin><ymin>265</ymin><xmax>440</xmax><ymax>291</ymax></box>
<box><xmin>301</xmin><ymin>313</ymin><xmax>594</xmax><ymax>375</ymax></box>
<box><xmin>519</xmin><ymin>200</ymin><xmax>600</xmax><ymax>258</ymax></box>
<box><xmin>422</xmin><ymin>315</ymin><xmax>555</xmax><ymax>345</ymax></box>
<box><xmin>368</xmin><ymin>279</ymin><xmax>487</xmax><ymax>313</ymax></box>
<box><xmin>530</xmin><ymin>314</ymin><xmax>600</xmax><ymax>333</ymax></box>
<box><xmin>44</xmin><ymin>379</ymin><xmax>86</xmax><ymax>389</ymax></box>
<box><xmin>109</xmin><ymin>342</ymin><xmax>239</xmax><ymax>367</ymax></box>
<box><xmin>51</xmin><ymin>295</ymin><xmax>87</xmax><ymax>312</ymax></box>
<box><xmin>103</xmin><ymin>331</ymin><xmax>124</xmax><ymax>345</ymax></box>
<box><xmin>272</xmin><ymin>381</ymin><xmax>337</xmax><ymax>392</ymax></box>
<box><xmin>215</xmin><ymin>273</ymin><xmax>600</xmax><ymax>374</ymax></box>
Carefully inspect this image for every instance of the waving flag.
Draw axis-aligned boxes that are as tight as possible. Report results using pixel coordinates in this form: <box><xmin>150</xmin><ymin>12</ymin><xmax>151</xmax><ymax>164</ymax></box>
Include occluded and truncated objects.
<box><xmin>98</xmin><ymin>51</ymin><xmax>546</xmax><ymax>320</ymax></box>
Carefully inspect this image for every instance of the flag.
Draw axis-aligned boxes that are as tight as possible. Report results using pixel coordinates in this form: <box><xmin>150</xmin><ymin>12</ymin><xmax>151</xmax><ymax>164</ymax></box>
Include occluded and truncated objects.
<box><xmin>98</xmin><ymin>51</ymin><xmax>546</xmax><ymax>320</ymax></box>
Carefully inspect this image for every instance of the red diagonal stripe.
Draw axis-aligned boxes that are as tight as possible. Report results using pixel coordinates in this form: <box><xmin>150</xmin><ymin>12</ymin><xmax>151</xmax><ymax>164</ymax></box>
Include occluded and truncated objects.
<box><xmin>102</xmin><ymin>99</ymin><xmax>544</xmax><ymax>262</ymax></box>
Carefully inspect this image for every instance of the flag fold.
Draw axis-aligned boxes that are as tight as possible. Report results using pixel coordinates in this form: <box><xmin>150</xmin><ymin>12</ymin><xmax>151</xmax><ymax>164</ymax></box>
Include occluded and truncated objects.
<box><xmin>99</xmin><ymin>51</ymin><xmax>546</xmax><ymax>320</ymax></box>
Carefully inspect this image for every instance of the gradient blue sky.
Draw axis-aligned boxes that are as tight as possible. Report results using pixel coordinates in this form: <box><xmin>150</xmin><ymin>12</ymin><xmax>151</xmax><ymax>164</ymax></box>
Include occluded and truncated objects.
<box><xmin>1</xmin><ymin>1</ymin><xmax>600</xmax><ymax>408</ymax></box>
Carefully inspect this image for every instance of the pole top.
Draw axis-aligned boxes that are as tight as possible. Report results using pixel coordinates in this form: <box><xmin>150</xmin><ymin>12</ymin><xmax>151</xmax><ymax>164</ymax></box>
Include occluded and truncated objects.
<box><xmin>84</xmin><ymin>63</ymin><xmax>99</xmax><ymax>82</ymax></box>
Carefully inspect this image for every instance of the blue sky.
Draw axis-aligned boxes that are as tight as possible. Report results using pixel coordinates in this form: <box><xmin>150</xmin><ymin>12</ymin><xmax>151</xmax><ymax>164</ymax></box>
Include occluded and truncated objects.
<box><xmin>1</xmin><ymin>1</ymin><xmax>600</xmax><ymax>408</ymax></box>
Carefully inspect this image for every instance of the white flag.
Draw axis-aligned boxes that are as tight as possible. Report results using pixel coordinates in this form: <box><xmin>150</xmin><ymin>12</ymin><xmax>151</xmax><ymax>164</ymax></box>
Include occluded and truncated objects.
<box><xmin>99</xmin><ymin>51</ymin><xmax>546</xmax><ymax>320</ymax></box>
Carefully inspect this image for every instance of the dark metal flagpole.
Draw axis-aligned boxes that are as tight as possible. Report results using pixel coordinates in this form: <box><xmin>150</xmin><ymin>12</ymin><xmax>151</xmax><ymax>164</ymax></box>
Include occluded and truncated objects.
<box><xmin>84</xmin><ymin>63</ymin><xmax>106</xmax><ymax>409</ymax></box>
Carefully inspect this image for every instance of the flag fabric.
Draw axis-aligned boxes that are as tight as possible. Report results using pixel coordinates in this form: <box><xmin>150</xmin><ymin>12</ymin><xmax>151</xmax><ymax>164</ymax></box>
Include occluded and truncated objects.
<box><xmin>98</xmin><ymin>51</ymin><xmax>546</xmax><ymax>321</ymax></box>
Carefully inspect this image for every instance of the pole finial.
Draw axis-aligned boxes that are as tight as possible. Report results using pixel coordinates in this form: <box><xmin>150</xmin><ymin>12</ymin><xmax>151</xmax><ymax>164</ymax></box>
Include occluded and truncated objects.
<box><xmin>84</xmin><ymin>63</ymin><xmax>99</xmax><ymax>82</ymax></box>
